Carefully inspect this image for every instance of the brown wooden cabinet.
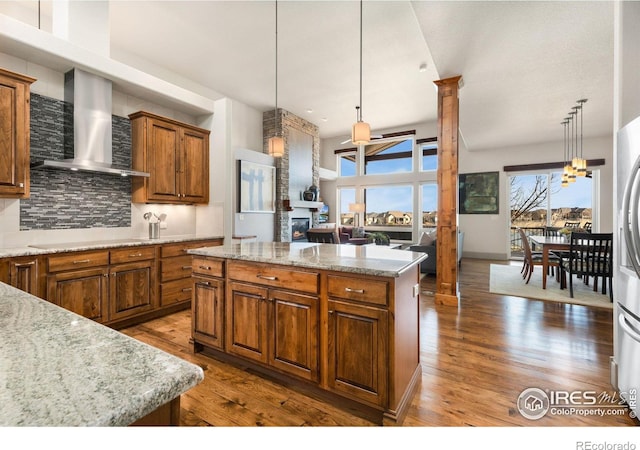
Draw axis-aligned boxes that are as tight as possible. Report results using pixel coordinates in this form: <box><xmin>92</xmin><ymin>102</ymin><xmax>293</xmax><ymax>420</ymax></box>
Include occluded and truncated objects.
<box><xmin>129</xmin><ymin>111</ymin><xmax>209</xmax><ymax>205</ymax></box>
<box><xmin>0</xmin><ymin>68</ymin><xmax>36</xmax><ymax>198</ymax></box>
<box><xmin>327</xmin><ymin>299</ymin><xmax>388</xmax><ymax>407</ymax></box>
<box><xmin>191</xmin><ymin>253</ymin><xmax>226</xmax><ymax>351</ymax></box>
<box><xmin>190</xmin><ymin>256</ymin><xmax>421</xmax><ymax>425</ymax></box>
<box><xmin>159</xmin><ymin>239</ymin><xmax>221</xmax><ymax>308</ymax></box>
<box><xmin>192</xmin><ymin>274</ymin><xmax>225</xmax><ymax>350</ymax></box>
<box><xmin>108</xmin><ymin>246</ymin><xmax>157</xmax><ymax>322</ymax></box>
<box><xmin>0</xmin><ymin>255</ymin><xmax>42</xmax><ymax>297</ymax></box>
<box><xmin>46</xmin><ymin>250</ymin><xmax>111</xmax><ymax>323</ymax></box>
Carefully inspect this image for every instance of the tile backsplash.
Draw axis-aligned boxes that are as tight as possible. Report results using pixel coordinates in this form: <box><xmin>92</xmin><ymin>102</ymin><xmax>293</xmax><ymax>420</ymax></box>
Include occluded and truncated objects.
<box><xmin>20</xmin><ymin>93</ymin><xmax>132</xmax><ymax>230</ymax></box>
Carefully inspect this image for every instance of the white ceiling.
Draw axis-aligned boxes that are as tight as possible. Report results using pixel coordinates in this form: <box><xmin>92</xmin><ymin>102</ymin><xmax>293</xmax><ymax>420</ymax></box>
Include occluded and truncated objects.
<box><xmin>105</xmin><ymin>1</ymin><xmax>613</xmax><ymax>151</ymax></box>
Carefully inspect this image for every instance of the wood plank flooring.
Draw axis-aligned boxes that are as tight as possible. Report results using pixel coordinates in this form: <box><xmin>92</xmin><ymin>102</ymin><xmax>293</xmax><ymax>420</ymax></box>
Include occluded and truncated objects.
<box><xmin>121</xmin><ymin>258</ymin><xmax>638</xmax><ymax>427</ymax></box>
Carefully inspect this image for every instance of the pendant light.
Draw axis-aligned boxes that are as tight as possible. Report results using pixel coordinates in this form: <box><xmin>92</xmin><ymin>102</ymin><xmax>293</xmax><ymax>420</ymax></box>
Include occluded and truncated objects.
<box><xmin>351</xmin><ymin>0</ymin><xmax>371</xmax><ymax>146</ymax></box>
<box><xmin>576</xmin><ymin>99</ymin><xmax>588</xmax><ymax>176</ymax></box>
<box><xmin>268</xmin><ymin>0</ymin><xmax>284</xmax><ymax>157</ymax></box>
<box><xmin>567</xmin><ymin>110</ymin><xmax>577</xmax><ymax>183</ymax></box>
<box><xmin>561</xmin><ymin>119</ymin><xmax>569</xmax><ymax>188</ymax></box>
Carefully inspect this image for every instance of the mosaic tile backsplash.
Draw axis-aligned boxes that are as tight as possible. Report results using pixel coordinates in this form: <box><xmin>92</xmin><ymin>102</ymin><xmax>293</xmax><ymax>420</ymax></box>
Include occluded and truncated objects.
<box><xmin>20</xmin><ymin>93</ymin><xmax>132</xmax><ymax>230</ymax></box>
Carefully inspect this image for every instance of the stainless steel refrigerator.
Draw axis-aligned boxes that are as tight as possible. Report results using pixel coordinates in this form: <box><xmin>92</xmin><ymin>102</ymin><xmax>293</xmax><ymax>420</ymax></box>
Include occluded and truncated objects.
<box><xmin>613</xmin><ymin>115</ymin><xmax>640</xmax><ymax>416</ymax></box>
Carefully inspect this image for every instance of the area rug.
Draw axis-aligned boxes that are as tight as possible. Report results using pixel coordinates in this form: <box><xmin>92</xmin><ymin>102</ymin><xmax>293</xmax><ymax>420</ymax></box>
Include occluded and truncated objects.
<box><xmin>489</xmin><ymin>263</ymin><xmax>613</xmax><ymax>310</ymax></box>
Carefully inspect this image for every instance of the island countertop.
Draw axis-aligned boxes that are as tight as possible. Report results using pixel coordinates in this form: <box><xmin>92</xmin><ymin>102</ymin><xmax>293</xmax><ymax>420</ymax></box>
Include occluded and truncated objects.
<box><xmin>188</xmin><ymin>242</ymin><xmax>427</xmax><ymax>277</ymax></box>
<box><xmin>0</xmin><ymin>282</ymin><xmax>204</xmax><ymax>426</ymax></box>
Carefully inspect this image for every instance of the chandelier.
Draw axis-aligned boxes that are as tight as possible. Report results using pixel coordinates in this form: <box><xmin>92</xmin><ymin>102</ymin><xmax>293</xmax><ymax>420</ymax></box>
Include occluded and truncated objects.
<box><xmin>561</xmin><ymin>99</ymin><xmax>588</xmax><ymax>187</ymax></box>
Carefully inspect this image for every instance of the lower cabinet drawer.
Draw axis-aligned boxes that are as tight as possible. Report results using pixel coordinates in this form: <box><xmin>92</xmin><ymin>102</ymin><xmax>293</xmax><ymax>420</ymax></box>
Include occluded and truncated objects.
<box><xmin>47</xmin><ymin>251</ymin><xmax>109</xmax><ymax>273</ymax></box>
<box><xmin>327</xmin><ymin>275</ymin><xmax>389</xmax><ymax>306</ymax></box>
<box><xmin>160</xmin><ymin>278</ymin><xmax>193</xmax><ymax>306</ymax></box>
<box><xmin>227</xmin><ymin>260</ymin><xmax>319</xmax><ymax>294</ymax></box>
<box><xmin>160</xmin><ymin>255</ymin><xmax>193</xmax><ymax>282</ymax></box>
<box><xmin>192</xmin><ymin>257</ymin><xmax>224</xmax><ymax>278</ymax></box>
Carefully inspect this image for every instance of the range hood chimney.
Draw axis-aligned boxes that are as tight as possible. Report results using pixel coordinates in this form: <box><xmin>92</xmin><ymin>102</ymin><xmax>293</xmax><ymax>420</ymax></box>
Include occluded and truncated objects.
<box><xmin>32</xmin><ymin>68</ymin><xmax>149</xmax><ymax>177</ymax></box>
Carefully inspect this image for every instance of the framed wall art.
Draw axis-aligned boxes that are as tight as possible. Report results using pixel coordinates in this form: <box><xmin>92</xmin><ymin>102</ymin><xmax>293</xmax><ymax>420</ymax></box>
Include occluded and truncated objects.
<box><xmin>459</xmin><ymin>171</ymin><xmax>499</xmax><ymax>214</ymax></box>
<box><xmin>238</xmin><ymin>160</ymin><xmax>276</xmax><ymax>213</ymax></box>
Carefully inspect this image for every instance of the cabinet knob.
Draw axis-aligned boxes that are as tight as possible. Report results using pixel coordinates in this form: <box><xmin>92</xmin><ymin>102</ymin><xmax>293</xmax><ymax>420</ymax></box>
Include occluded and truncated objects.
<box><xmin>182</xmin><ymin>265</ymin><xmax>192</xmax><ymax>270</ymax></box>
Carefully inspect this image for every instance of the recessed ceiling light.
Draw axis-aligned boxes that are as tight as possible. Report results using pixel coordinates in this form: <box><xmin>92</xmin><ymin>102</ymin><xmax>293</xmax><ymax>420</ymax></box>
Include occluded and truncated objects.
<box><xmin>321</xmin><ymin>117</ymin><xmax>328</xmax><ymax>122</ymax></box>
<box><xmin>306</xmin><ymin>108</ymin><xmax>313</xmax><ymax>114</ymax></box>
<box><xmin>419</xmin><ymin>63</ymin><xmax>428</xmax><ymax>73</ymax></box>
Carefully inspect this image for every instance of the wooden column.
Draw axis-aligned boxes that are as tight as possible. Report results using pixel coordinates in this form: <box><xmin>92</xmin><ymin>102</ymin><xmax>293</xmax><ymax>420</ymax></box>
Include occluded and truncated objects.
<box><xmin>433</xmin><ymin>76</ymin><xmax>462</xmax><ymax>307</ymax></box>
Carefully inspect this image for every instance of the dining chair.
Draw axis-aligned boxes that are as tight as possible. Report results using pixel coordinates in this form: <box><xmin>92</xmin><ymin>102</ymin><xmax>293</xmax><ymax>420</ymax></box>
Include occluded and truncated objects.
<box><xmin>306</xmin><ymin>228</ymin><xmax>339</xmax><ymax>243</ymax></box>
<box><xmin>518</xmin><ymin>228</ymin><xmax>560</xmax><ymax>284</ymax></box>
<box><xmin>559</xmin><ymin>232</ymin><xmax>613</xmax><ymax>301</ymax></box>
<box><xmin>583</xmin><ymin>222</ymin><xmax>592</xmax><ymax>233</ymax></box>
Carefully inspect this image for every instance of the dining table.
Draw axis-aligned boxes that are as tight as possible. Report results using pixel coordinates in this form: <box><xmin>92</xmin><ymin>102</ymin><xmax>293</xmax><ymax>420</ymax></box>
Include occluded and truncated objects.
<box><xmin>528</xmin><ymin>235</ymin><xmax>570</xmax><ymax>289</ymax></box>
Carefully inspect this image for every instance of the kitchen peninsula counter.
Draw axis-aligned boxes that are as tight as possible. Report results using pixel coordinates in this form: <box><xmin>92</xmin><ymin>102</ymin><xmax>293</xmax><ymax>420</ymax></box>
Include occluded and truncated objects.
<box><xmin>188</xmin><ymin>242</ymin><xmax>426</xmax><ymax>425</ymax></box>
<box><xmin>187</xmin><ymin>241</ymin><xmax>427</xmax><ymax>277</ymax></box>
<box><xmin>0</xmin><ymin>281</ymin><xmax>203</xmax><ymax>426</ymax></box>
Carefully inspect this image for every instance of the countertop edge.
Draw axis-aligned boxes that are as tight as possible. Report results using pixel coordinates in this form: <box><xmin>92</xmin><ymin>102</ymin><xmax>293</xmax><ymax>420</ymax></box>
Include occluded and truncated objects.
<box><xmin>0</xmin><ymin>235</ymin><xmax>224</xmax><ymax>258</ymax></box>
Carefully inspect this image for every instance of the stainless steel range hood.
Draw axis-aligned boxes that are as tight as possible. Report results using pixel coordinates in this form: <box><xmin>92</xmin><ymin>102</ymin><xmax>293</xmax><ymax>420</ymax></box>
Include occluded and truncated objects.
<box><xmin>32</xmin><ymin>68</ymin><xmax>149</xmax><ymax>177</ymax></box>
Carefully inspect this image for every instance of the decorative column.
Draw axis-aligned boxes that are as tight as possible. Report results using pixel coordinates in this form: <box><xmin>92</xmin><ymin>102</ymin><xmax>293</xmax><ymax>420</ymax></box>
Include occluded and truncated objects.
<box><xmin>433</xmin><ymin>76</ymin><xmax>462</xmax><ymax>307</ymax></box>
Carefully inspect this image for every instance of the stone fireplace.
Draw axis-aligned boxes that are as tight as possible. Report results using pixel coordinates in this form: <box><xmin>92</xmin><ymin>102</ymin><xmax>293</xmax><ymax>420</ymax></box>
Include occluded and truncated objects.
<box><xmin>263</xmin><ymin>108</ymin><xmax>320</xmax><ymax>242</ymax></box>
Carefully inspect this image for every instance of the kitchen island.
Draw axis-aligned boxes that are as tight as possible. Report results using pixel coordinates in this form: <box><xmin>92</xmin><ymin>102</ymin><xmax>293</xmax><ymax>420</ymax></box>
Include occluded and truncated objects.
<box><xmin>0</xmin><ymin>281</ymin><xmax>203</xmax><ymax>426</ymax></box>
<box><xmin>188</xmin><ymin>242</ymin><xmax>426</xmax><ymax>425</ymax></box>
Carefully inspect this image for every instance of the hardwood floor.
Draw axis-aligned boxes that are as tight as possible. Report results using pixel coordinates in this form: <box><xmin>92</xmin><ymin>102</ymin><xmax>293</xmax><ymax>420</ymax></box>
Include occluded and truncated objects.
<box><xmin>121</xmin><ymin>258</ymin><xmax>638</xmax><ymax>427</ymax></box>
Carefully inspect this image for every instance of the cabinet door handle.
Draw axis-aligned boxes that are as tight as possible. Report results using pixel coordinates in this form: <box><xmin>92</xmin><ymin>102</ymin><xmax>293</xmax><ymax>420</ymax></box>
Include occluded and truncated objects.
<box><xmin>328</xmin><ymin>310</ymin><xmax>334</xmax><ymax>315</ymax></box>
<box><xmin>199</xmin><ymin>265</ymin><xmax>212</xmax><ymax>270</ymax></box>
<box><xmin>182</xmin><ymin>287</ymin><xmax>193</xmax><ymax>292</ymax></box>
<box><xmin>257</xmin><ymin>275</ymin><xmax>278</xmax><ymax>281</ymax></box>
<box><xmin>196</xmin><ymin>281</ymin><xmax>210</xmax><ymax>287</ymax></box>
<box><xmin>345</xmin><ymin>287</ymin><xmax>365</xmax><ymax>294</ymax></box>
<box><xmin>182</xmin><ymin>265</ymin><xmax>192</xmax><ymax>270</ymax></box>
<box><xmin>129</xmin><ymin>253</ymin><xmax>143</xmax><ymax>257</ymax></box>
<box><xmin>73</xmin><ymin>259</ymin><xmax>91</xmax><ymax>264</ymax></box>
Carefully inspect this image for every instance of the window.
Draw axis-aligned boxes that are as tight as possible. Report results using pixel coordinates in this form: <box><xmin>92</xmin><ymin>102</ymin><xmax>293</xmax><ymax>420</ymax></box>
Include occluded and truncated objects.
<box><xmin>338</xmin><ymin>151</ymin><xmax>357</xmax><ymax>177</ymax></box>
<box><xmin>364</xmin><ymin>185</ymin><xmax>413</xmax><ymax>227</ymax></box>
<box><xmin>421</xmin><ymin>183</ymin><xmax>438</xmax><ymax>231</ymax></box>
<box><xmin>509</xmin><ymin>170</ymin><xmax>594</xmax><ymax>258</ymax></box>
<box><xmin>334</xmin><ymin>133</ymin><xmax>437</xmax><ymax>242</ymax></box>
<box><xmin>364</xmin><ymin>138</ymin><xmax>413</xmax><ymax>174</ymax></box>
<box><xmin>338</xmin><ymin>187</ymin><xmax>356</xmax><ymax>226</ymax></box>
<box><xmin>421</xmin><ymin>142</ymin><xmax>438</xmax><ymax>172</ymax></box>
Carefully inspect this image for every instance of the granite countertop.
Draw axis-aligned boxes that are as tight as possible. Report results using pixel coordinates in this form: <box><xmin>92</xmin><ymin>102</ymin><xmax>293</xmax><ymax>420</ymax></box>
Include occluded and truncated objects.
<box><xmin>0</xmin><ymin>234</ymin><xmax>224</xmax><ymax>258</ymax></box>
<box><xmin>189</xmin><ymin>242</ymin><xmax>427</xmax><ymax>277</ymax></box>
<box><xmin>0</xmin><ymin>282</ymin><xmax>204</xmax><ymax>426</ymax></box>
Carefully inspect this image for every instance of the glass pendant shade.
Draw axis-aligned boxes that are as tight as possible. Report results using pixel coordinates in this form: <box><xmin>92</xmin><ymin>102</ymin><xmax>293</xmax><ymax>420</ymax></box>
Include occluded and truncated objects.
<box><xmin>268</xmin><ymin>135</ymin><xmax>284</xmax><ymax>157</ymax></box>
<box><xmin>352</xmin><ymin>121</ymin><xmax>371</xmax><ymax>146</ymax></box>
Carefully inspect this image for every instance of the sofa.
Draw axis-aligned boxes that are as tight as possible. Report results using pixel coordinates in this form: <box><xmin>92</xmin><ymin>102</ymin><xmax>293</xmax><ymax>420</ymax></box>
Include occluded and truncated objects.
<box><xmin>338</xmin><ymin>226</ymin><xmax>369</xmax><ymax>245</ymax></box>
<box><xmin>409</xmin><ymin>230</ymin><xmax>464</xmax><ymax>274</ymax></box>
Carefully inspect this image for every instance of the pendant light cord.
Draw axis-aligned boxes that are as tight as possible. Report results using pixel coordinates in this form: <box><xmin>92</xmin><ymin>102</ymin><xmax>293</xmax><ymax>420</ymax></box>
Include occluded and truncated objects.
<box><xmin>274</xmin><ymin>0</ymin><xmax>279</xmax><ymax>132</ymax></box>
<box><xmin>358</xmin><ymin>0</ymin><xmax>363</xmax><ymax>122</ymax></box>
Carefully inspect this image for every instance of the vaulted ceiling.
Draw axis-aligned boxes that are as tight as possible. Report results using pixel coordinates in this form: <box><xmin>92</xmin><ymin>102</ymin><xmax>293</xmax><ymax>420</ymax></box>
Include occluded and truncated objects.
<box><xmin>23</xmin><ymin>1</ymin><xmax>617</xmax><ymax>151</ymax></box>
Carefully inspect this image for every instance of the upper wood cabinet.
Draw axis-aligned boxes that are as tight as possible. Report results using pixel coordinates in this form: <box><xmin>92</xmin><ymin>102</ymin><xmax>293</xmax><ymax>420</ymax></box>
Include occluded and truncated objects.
<box><xmin>129</xmin><ymin>111</ymin><xmax>210</xmax><ymax>204</ymax></box>
<box><xmin>0</xmin><ymin>68</ymin><xmax>36</xmax><ymax>198</ymax></box>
